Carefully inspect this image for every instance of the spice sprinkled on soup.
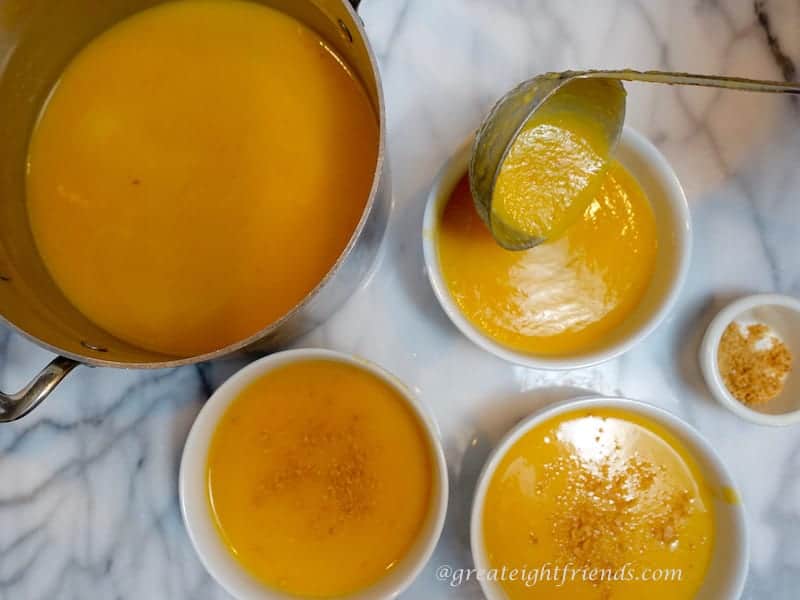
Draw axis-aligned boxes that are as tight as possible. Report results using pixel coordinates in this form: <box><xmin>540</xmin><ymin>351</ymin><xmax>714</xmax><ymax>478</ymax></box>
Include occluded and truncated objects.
<box><xmin>482</xmin><ymin>408</ymin><xmax>715</xmax><ymax>599</ymax></box>
<box><xmin>206</xmin><ymin>359</ymin><xmax>433</xmax><ymax>597</ymax></box>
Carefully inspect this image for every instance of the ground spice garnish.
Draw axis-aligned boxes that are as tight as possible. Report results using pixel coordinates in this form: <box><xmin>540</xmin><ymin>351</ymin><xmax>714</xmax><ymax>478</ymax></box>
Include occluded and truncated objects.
<box><xmin>254</xmin><ymin>415</ymin><xmax>376</xmax><ymax>532</ymax></box>
<box><xmin>718</xmin><ymin>322</ymin><xmax>793</xmax><ymax>406</ymax></box>
<box><xmin>548</xmin><ymin>454</ymin><xmax>694</xmax><ymax>577</ymax></box>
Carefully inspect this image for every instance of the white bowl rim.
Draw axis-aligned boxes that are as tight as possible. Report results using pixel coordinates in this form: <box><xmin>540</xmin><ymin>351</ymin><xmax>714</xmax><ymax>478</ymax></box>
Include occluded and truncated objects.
<box><xmin>469</xmin><ymin>395</ymin><xmax>749</xmax><ymax>600</ymax></box>
<box><xmin>179</xmin><ymin>348</ymin><xmax>449</xmax><ymax>600</ymax></box>
<box><xmin>421</xmin><ymin>126</ymin><xmax>692</xmax><ymax>370</ymax></box>
<box><xmin>700</xmin><ymin>292</ymin><xmax>800</xmax><ymax>426</ymax></box>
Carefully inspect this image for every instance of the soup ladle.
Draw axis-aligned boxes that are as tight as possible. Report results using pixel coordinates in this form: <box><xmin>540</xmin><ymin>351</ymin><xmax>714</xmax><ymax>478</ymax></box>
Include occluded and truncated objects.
<box><xmin>470</xmin><ymin>70</ymin><xmax>800</xmax><ymax>250</ymax></box>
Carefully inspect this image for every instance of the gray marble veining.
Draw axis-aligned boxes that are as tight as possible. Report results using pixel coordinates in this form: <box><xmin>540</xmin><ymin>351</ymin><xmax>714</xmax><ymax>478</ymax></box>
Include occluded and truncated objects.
<box><xmin>1</xmin><ymin>0</ymin><xmax>799</xmax><ymax>598</ymax></box>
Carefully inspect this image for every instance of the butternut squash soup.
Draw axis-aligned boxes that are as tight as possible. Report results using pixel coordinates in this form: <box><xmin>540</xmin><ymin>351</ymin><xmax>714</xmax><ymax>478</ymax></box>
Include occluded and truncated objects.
<box><xmin>483</xmin><ymin>408</ymin><xmax>715</xmax><ymax>600</ymax></box>
<box><xmin>26</xmin><ymin>0</ymin><xmax>378</xmax><ymax>357</ymax></box>
<box><xmin>491</xmin><ymin>99</ymin><xmax>615</xmax><ymax>242</ymax></box>
<box><xmin>437</xmin><ymin>161</ymin><xmax>657</xmax><ymax>355</ymax></box>
<box><xmin>206</xmin><ymin>359</ymin><xmax>433</xmax><ymax>597</ymax></box>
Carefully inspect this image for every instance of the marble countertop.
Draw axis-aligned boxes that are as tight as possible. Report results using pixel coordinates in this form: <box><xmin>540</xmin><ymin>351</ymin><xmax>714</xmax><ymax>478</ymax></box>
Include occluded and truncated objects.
<box><xmin>1</xmin><ymin>0</ymin><xmax>799</xmax><ymax>598</ymax></box>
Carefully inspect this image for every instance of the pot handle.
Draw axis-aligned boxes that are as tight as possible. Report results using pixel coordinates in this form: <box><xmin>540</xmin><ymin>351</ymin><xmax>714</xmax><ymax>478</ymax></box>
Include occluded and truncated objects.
<box><xmin>0</xmin><ymin>356</ymin><xmax>79</xmax><ymax>422</ymax></box>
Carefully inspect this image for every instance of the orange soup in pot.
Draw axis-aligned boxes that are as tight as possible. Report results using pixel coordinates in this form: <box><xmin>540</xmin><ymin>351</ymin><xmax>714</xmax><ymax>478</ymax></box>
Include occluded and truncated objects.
<box><xmin>26</xmin><ymin>0</ymin><xmax>378</xmax><ymax>357</ymax></box>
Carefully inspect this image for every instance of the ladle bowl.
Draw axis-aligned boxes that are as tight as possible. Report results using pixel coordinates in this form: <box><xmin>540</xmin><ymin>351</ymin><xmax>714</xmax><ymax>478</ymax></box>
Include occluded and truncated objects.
<box><xmin>470</xmin><ymin>69</ymin><xmax>800</xmax><ymax>250</ymax></box>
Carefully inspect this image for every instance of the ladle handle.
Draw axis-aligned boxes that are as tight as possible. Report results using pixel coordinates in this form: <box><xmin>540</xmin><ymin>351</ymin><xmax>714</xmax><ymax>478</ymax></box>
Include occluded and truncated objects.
<box><xmin>0</xmin><ymin>356</ymin><xmax>79</xmax><ymax>422</ymax></box>
<box><xmin>575</xmin><ymin>69</ymin><xmax>800</xmax><ymax>94</ymax></box>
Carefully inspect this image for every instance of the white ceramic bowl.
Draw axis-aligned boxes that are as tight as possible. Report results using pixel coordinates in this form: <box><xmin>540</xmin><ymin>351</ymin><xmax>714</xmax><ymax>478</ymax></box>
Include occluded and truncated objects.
<box><xmin>700</xmin><ymin>293</ymin><xmax>800</xmax><ymax>426</ymax></box>
<box><xmin>422</xmin><ymin>127</ymin><xmax>691</xmax><ymax>369</ymax></box>
<box><xmin>179</xmin><ymin>349</ymin><xmax>449</xmax><ymax>600</ymax></box>
<box><xmin>470</xmin><ymin>396</ymin><xmax>748</xmax><ymax>600</ymax></box>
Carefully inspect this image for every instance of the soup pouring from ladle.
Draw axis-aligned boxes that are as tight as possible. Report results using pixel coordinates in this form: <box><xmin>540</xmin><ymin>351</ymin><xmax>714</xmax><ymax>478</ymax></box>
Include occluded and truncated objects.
<box><xmin>470</xmin><ymin>70</ymin><xmax>800</xmax><ymax>251</ymax></box>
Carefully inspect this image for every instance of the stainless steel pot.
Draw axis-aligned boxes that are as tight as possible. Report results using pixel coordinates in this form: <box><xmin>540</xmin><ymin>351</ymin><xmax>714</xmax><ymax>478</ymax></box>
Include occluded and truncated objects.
<box><xmin>0</xmin><ymin>0</ymin><xmax>388</xmax><ymax>421</ymax></box>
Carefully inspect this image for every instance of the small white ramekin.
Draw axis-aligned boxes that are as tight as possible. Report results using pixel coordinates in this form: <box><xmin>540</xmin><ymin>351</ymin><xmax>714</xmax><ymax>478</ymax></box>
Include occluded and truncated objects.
<box><xmin>179</xmin><ymin>348</ymin><xmax>449</xmax><ymax>600</ymax></box>
<box><xmin>422</xmin><ymin>127</ymin><xmax>691</xmax><ymax>369</ymax></box>
<box><xmin>700</xmin><ymin>293</ymin><xmax>800</xmax><ymax>426</ymax></box>
<box><xmin>470</xmin><ymin>396</ymin><xmax>748</xmax><ymax>600</ymax></box>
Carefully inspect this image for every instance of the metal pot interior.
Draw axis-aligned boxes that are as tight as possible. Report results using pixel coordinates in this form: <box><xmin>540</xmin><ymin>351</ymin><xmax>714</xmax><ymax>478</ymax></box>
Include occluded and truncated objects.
<box><xmin>0</xmin><ymin>0</ymin><xmax>380</xmax><ymax>367</ymax></box>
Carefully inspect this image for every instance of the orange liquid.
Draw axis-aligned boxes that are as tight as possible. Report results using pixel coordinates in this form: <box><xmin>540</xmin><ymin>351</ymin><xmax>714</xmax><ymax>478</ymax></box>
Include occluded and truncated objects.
<box><xmin>26</xmin><ymin>0</ymin><xmax>378</xmax><ymax>356</ymax></box>
<box><xmin>483</xmin><ymin>408</ymin><xmax>715</xmax><ymax>600</ymax></box>
<box><xmin>437</xmin><ymin>162</ymin><xmax>657</xmax><ymax>355</ymax></box>
<box><xmin>207</xmin><ymin>359</ymin><xmax>433</xmax><ymax>597</ymax></box>
<box><xmin>492</xmin><ymin>108</ymin><xmax>613</xmax><ymax>241</ymax></box>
